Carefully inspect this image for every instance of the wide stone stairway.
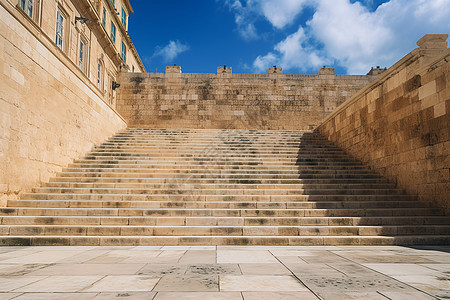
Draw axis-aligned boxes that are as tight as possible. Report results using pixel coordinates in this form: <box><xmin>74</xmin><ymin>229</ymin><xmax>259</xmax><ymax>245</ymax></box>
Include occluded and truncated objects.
<box><xmin>1</xmin><ymin>128</ymin><xmax>449</xmax><ymax>246</ymax></box>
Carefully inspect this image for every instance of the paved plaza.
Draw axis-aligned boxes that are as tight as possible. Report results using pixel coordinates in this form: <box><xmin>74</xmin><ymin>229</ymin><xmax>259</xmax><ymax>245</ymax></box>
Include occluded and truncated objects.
<box><xmin>0</xmin><ymin>246</ymin><xmax>448</xmax><ymax>299</ymax></box>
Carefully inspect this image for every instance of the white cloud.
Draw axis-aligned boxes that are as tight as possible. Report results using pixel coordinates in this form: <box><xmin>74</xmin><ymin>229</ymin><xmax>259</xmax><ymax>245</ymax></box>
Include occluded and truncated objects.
<box><xmin>308</xmin><ymin>0</ymin><xmax>450</xmax><ymax>74</ymax></box>
<box><xmin>153</xmin><ymin>40</ymin><xmax>189</xmax><ymax>62</ymax></box>
<box><xmin>253</xmin><ymin>27</ymin><xmax>330</xmax><ymax>72</ymax></box>
<box><xmin>253</xmin><ymin>52</ymin><xmax>277</xmax><ymax>72</ymax></box>
<box><xmin>224</xmin><ymin>0</ymin><xmax>311</xmax><ymax>39</ymax></box>
<box><xmin>245</xmin><ymin>0</ymin><xmax>450</xmax><ymax>74</ymax></box>
<box><xmin>260</xmin><ymin>0</ymin><xmax>309</xmax><ymax>29</ymax></box>
<box><xmin>224</xmin><ymin>0</ymin><xmax>259</xmax><ymax>40</ymax></box>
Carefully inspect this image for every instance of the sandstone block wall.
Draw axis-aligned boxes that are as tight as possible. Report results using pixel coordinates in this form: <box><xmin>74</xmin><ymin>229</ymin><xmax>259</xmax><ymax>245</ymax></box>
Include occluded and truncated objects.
<box><xmin>316</xmin><ymin>35</ymin><xmax>449</xmax><ymax>214</ymax></box>
<box><xmin>0</xmin><ymin>2</ymin><xmax>127</xmax><ymax>206</ymax></box>
<box><xmin>116</xmin><ymin>68</ymin><xmax>377</xmax><ymax>130</ymax></box>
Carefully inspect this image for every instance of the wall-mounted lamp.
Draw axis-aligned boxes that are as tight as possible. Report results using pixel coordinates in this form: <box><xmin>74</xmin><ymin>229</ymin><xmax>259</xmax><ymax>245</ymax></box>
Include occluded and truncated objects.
<box><xmin>75</xmin><ymin>16</ymin><xmax>89</xmax><ymax>24</ymax></box>
<box><xmin>112</xmin><ymin>81</ymin><xmax>120</xmax><ymax>90</ymax></box>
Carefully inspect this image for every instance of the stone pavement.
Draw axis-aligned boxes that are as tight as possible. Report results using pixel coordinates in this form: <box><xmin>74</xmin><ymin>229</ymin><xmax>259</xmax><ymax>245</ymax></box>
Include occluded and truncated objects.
<box><xmin>0</xmin><ymin>246</ymin><xmax>448</xmax><ymax>300</ymax></box>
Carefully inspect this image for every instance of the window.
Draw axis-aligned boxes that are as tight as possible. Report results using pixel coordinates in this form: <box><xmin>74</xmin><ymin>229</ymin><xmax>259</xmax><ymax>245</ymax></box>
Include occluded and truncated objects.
<box><xmin>79</xmin><ymin>38</ymin><xmax>87</xmax><ymax>73</ymax></box>
<box><xmin>20</xmin><ymin>0</ymin><xmax>33</xmax><ymax>18</ymax></box>
<box><xmin>97</xmin><ymin>61</ymin><xmax>103</xmax><ymax>90</ymax></box>
<box><xmin>121</xmin><ymin>8</ymin><xmax>127</xmax><ymax>29</ymax></box>
<box><xmin>55</xmin><ymin>10</ymin><xmax>64</xmax><ymax>50</ymax></box>
<box><xmin>121</xmin><ymin>41</ymin><xmax>126</xmax><ymax>63</ymax></box>
<box><xmin>102</xmin><ymin>7</ymin><xmax>106</xmax><ymax>27</ymax></box>
<box><xmin>110</xmin><ymin>22</ymin><xmax>116</xmax><ymax>44</ymax></box>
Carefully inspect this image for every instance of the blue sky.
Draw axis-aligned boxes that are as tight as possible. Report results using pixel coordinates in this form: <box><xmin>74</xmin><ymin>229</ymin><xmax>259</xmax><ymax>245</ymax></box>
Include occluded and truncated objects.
<box><xmin>128</xmin><ymin>0</ymin><xmax>449</xmax><ymax>75</ymax></box>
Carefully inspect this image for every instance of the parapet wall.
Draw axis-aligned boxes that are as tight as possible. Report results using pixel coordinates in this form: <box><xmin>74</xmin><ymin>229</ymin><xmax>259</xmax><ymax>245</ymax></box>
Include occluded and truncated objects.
<box><xmin>316</xmin><ymin>34</ymin><xmax>450</xmax><ymax>214</ymax></box>
<box><xmin>0</xmin><ymin>3</ymin><xmax>127</xmax><ymax>206</ymax></box>
<box><xmin>116</xmin><ymin>67</ymin><xmax>377</xmax><ymax>130</ymax></box>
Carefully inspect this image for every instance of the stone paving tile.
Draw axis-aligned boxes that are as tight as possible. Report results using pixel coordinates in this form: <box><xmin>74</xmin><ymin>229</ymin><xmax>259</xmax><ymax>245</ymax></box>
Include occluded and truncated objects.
<box><xmin>13</xmin><ymin>276</ymin><xmax>102</xmax><ymax>292</ymax></box>
<box><xmin>58</xmin><ymin>250</ymin><xmax>111</xmax><ymax>264</ymax></box>
<box><xmin>0</xmin><ymin>276</ymin><xmax>43</xmax><ymax>292</ymax></box>
<box><xmin>270</xmin><ymin>250</ymin><xmax>319</xmax><ymax>256</ymax></box>
<box><xmin>316</xmin><ymin>291</ymin><xmax>386</xmax><ymax>299</ymax></box>
<box><xmin>84</xmin><ymin>253</ymin><xmax>129</xmax><ymax>264</ymax></box>
<box><xmin>276</xmin><ymin>256</ymin><xmax>308</xmax><ymax>265</ymax></box>
<box><xmin>391</xmin><ymin>274</ymin><xmax>450</xmax><ymax>290</ymax></box>
<box><xmin>334</xmin><ymin>250</ymin><xmax>435</xmax><ymax>263</ymax></box>
<box><xmin>12</xmin><ymin>293</ymin><xmax>98</xmax><ymax>300</ymax></box>
<box><xmin>377</xmin><ymin>291</ymin><xmax>437</xmax><ymax>300</ymax></box>
<box><xmin>93</xmin><ymin>292</ymin><xmax>157</xmax><ymax>299</ymax></box>
<box><xmin>185</xmin><ymin>264</ymin><xmax>241</xmax><ymax>275</ymax></box>
<box><xmin>178</xmin><ymin>250</ymin><xmax>216</xmax><ymax>264</ymax></box>
<box><xmin>153</xmin><ymin>275</ymin><xmax>219</xmax><ymax>291</ymax></box>
<box><xmin>137</xmin><ymin>264</ymin><xmax>187</xmax><ymax>276</ymax></box>
<box><xmin>420</xmin><ymin>263</ymin><xmax>450</xmax><ymax>273</ymax></box>
<box><xmin>239</xmin><ymin>263</ymin><xmax>291</xmax><ymax>275</ymax></box>
<box><xmin>153</xmin><ymin>292</ymin><xmax>241</xmax><ymax>299</ymax></box>
<box><xmin>0</xmin><ymin>251</ymin><xmax>83</xmax><ymax>264</ymax></box>
<box><xmin>242</xmin><ymin>291</ymin><xmax>318</xmax><ymax>300</ymax></box>
<box><xmin>28</xmin><ymin>263</ymin><xmax>146</xmax><ymax>276</ymax></box>
<box><xmin>217</xmin><ymin>250</ymin><xmax>278</xmax><ymax>263</ymax></box>
<box><xmin>363</xmin><ymin>263</ymin><xmax>445</xmax><ymax>276</ymax></box>
<box><xmin>0</xmin><ymin>293</ymin><xmax>22</xmax><ymax>300</ymax></box>
<box><xmin>0</xmin><ymin>264</ymin><xmax>49</xmax><ymax>276</ymax></box>
<box><xmin>110</xmin><ymin>250</ymin><xmax>162</xmax><ymax>264</ymax></box>
<box><xmin>220</xmin><ymin>275</ymin><xmax>308</xmax><ymax>291</ymax></box>
<box><xmin>0</xmin><ymin>246</ymin><xmax>449</xmax><ymax>299</ymax></box>
<box><xmin>420</xmin><ymin>255</ymin><xmax>450</xmax><ymax>263</ymax></box>
<box><xmin>83</xmin><ymin>275</ymin><xmax>161</xmax><ymax>292</ymax></box>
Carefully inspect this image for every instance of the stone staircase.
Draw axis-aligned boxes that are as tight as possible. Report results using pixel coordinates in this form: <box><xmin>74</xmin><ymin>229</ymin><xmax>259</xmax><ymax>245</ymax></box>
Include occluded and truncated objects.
<box><xmin>1</xmin><ymin>128</ymin><xmax>449</xmax><ymax>246</ymax></box>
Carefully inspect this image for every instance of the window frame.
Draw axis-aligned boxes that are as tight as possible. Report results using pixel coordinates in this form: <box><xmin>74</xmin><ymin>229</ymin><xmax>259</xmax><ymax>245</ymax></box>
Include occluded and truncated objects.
<box><xmin>78</xmin><ymin>36</ymin><xmax>89</xmax><ymax>74</ymax></box>
<box><xmin>121</xmin><ymin>41</ymin><xmax>126</xmax><ymax>63</ymax></box>
<box><xmin>121</xmin><ymin>8</ymin><xmax>127</xmax><ymax>29</ymax></box>
<box><xmin>110</xmin><ymin>21</ymin><xmax>116</xmax><ymax>44</ymax></box>
<box><xmin>55</xmin><ymin>8</ymin><xmax>65</xmax><ymax>51</ymax></box>
<box><xmin>102</xmin><ymin>7</ymin><xmax>106</xmax><ymax>27</ymax></box>
<box><xmin>19</xmin><ymin>0</ymin><xmax>33</xmax><ymax>18</ymax></box>
<box><xmin>97</xmin><ymin>60</ymin><xmax>104</xmax><ymax>91</ymax></box>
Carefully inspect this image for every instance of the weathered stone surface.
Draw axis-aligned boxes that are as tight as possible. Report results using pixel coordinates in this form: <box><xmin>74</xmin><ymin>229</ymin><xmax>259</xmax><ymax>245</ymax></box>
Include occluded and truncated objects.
<box><xmin>317</xmin><ymin>35</ymin><xmax>450</xmax><ymax>214</ymax></box>
<box><xmin>0</xmin><ymin>2</ymin><xmax>129</xmax><ymax>207</ymax></box>
<box><xmin>116</xmin><ymin>70</ymin><xmax>377</xmax><ymax>130</ymax></box>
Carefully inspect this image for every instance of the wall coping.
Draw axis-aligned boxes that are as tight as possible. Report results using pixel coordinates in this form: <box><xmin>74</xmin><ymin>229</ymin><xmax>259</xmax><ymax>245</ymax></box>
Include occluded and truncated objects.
<box><xmin>316</xmin><ymin>46</ymin><xmax>450</xmax><ymax>128</ymax></box>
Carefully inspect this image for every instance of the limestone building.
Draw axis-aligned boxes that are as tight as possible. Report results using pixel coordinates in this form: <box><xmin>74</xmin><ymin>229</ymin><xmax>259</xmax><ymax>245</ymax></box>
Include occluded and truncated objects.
<box><xmin>0</xmin><ymin>0</ymin><xmax>143</xmax><ymax>205</ymax></box>
<box><xmin>4</xmin><ymin>0</ymin><xmax>144</xmax><ymax>106</ymax></box>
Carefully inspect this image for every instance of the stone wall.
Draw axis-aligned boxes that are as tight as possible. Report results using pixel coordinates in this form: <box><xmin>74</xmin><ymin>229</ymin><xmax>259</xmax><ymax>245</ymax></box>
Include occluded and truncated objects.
<box><xmin>0</xmin><ymin>2</ymin><xmax>127</xmax><ymax>206</ymax></box>
<box><xmin>316</xmin><ymin>34</ymin><xmax>450</xmax><ymax>214</ymax></box>
<box><xmin>116</xmin><ymin>66</ymin><xmax>377</xmax><ymax>130</ymax></box>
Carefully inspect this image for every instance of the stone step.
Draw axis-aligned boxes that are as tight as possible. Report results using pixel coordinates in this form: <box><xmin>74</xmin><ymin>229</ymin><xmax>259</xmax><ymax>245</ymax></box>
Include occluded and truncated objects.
<box><xmin>2</xmin><ymin>225</ymin><xmax>450</xmax><ymax>237</ymax></box>
<box><xmin>2</xmin><ymin>235</ymin><xmax>450</xmax><ymax>246</ymax></box>
<box><xmin>57</xmin><ymin>172</ymin><xmax>384</xmax><ymax>179</ymax></box>
<box><xmin>1</xmin><ymin>207</ymin><xmax>441</xmax><ymax>217</ymax></box>
<box><xmin>97</xmin><ymin>144</ymin><xmax>344</xmax><ymax>151</ymax></box>
<box><xmin>49</xmin><ymin>177</ymin><xmax>390</xmax><ymax>184</ymax></box>
<box><xmin>7</xmin><ymin>200</ymin><xmax>427</xmax><ymax>209</ymax></box>
<box><xmin>66</xmin><ymin>163</ymin><xmax>367</xmax><ymax>170</ymax></box>
<box><xmin>43</xmin><ymin>182</ymin><xmax>397</xmax><ymax>190</ymax></box>
<box><xmin>59</xmin><ymin>168</ymin><xmax>377</xmax><ymax>175</ymax></box>
<box><xmin>2</xmin><ymin>216</ymin><xmax>450</xmax><ymax>226</ymax></box>
<box><xmin>22</xmin><ymin>194</ymin><xmax>415</xmax><ymax>202</ymax></box>
<box><xmin>31</xmin><ymin>187</ymin><xmax>406</xmax><ymax>196</ymax></box>
<box><xmin>82</xmin><ymin>156</ymin><xmax>358</xmax><ymax>164</ymax></box>
<box><xmin>3</xmin><ymin>128</ymin><xmax>447</xmax><ymax>246</ymax></box>
<box><xmin>94</xmin><ymin>146</ymin><xmax>346</xmax><ymax>154</ymax></box>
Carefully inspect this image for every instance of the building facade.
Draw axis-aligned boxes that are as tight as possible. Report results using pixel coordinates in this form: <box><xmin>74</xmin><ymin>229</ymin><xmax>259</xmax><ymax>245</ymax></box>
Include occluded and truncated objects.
<box><xmin>0</xmin><ymin>0</ymin><xmax>144</xmax><ymax>205</ymax></box>
<box><xmin>8</xmin><ymin>0</ymin><xmax>144</xmax><ymax>106</ymax></box>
